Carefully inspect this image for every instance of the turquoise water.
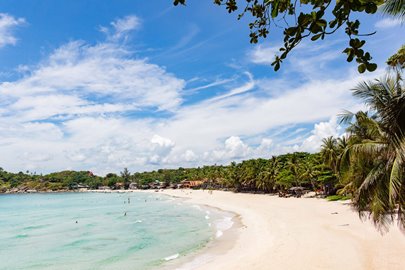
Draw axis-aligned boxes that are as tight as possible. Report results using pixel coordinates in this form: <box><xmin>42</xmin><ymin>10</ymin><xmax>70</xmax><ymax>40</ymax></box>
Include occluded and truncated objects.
<box><xmin>0</xmin><ymin>192</ymin><xmax>223</xmax><ymax>270</ymax></box>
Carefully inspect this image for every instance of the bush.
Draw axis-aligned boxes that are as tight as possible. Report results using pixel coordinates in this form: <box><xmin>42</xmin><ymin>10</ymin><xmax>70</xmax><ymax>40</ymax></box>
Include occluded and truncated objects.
<box><xmin>326</xmin><ymin>195</ymin><xmax>351</xmax><ymax>201</ymax></box>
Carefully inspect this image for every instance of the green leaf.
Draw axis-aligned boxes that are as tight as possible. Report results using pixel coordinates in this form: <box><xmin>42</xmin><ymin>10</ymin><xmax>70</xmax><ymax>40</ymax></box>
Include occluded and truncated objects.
<box><xmin>347</xmin><ymin>50</ymin><xmax>355</xmax><ymax>62</ymax></box>
<box><xmin>358</xmin><ymin>63</ymin><xmax>366</xmax><ymax>73</ymax></box>
<box><xmin>316</xmin><ymin>19</ymin><xmax>327</xmax><ymax>28</ymax></box>
<box><xmin>365</xmin><ymin>4</ymin><xmax>377</xmax><ymax>14</ymax></box>
<box><xmin>311</xmin><ymin>33</ymin><xmax>322</xmax><ymax>41</ymax></box>
<box><xmin>272</xmin><ymin>59</ymin><xmax>281</xmax><ymax>71</ymax></box>
<box><xmin>366</xmin><ymin>63</ymin><xmax>377</xmax><ymax>72</ymax></box>
<box><xmin>329</xmin><ymin>19</ymin><xmax>337</xmax><ymax>28</ymax></box>
<box><xmin>173</xmin><ymin>0</ymin><xmax>186</xmax><ymax>6</ymax></box>
<box><xmin>271</xmin><ymin>2</ymin><xmax>279</xmax><ymax>18</ymax></box>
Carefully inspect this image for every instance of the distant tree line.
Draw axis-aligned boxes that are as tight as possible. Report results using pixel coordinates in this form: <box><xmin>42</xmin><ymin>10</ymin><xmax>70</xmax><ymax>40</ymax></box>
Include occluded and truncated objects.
<box><xmin>0</xmin><ymin>152</ymin><xmax>334</xmax><ymax>194</ymax></box>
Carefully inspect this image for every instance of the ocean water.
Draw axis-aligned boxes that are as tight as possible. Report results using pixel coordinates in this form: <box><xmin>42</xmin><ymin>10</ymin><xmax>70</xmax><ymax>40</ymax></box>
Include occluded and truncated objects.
<box><xmin>0</xmin><ymin>192</ymin><xmax>232</xmax><ymax>270</ymax></box>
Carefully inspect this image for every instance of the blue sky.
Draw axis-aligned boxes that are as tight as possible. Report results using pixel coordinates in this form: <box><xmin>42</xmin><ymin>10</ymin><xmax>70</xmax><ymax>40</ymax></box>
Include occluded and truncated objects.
<box><xmin>0</xmin><ymin>0</ymin><xmax>403</xmax><ymax>174</ymax></box>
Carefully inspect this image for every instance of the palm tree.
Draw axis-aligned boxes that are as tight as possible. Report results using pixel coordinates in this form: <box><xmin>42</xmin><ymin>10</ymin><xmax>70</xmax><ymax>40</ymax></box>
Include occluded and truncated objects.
<box><xmin>387</xmin><ymin>45</ymin><xmax>405</xmax><ymax>70</ymax></box>
<box><xmin>341</xmin><ymin>74</ymin><xmax>405</xmax><ymax>232</ymax></box>
<box><xmin>256</xmin><ymin>157</ymin><xmax>279</xmax><ymax>192</ymax></box>
<box><xmin>320</xmin><ymin>136</ymin><xmax>338</xmax><ymax>174</ymax></box>
<box><xmin>381</xmin><ymin>0</ymin><xmax>405</xmax><ymax>22</ymax></box>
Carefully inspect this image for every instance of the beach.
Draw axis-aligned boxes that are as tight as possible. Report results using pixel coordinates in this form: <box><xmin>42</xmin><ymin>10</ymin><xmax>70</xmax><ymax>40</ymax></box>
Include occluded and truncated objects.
<box><xmin>155</xmin><ymin>189</ymin><xmax>405</xmax><ymax>270</ymax></box>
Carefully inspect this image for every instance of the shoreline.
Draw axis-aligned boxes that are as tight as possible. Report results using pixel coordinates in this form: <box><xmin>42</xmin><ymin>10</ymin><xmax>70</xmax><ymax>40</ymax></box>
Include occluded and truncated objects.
<box><xmin>152</xmin><ymin>190</ymin><xmax>243</xmax><ymax>270</ymax></box>
<box><xmin>3</xmin><ymin>189</ymin><xmax>405</xmax><ymax>269</ymax></box>
<box><xmin>149</xmin><ymin>189</ymin><xmax>405</xmax><ymax>270</ymax></box>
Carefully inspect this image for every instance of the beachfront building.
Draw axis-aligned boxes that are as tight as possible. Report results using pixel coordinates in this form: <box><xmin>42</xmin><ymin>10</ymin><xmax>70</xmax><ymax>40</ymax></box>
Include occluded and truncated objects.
<box><xmin>148</xmin><ymin>180</ymin><xmax>167</xmax><ymax>189</ymax></box>
<box><xmin>129</xmin><ymin>182</ymin><xmax>138</xmax><ymax>190</ymax></box>
<box><xmin>71</xmin><ymin>183</ymin><xmax>90</xmax><ymax>191</ymax></box>
<box><xmin>180</xmin><ymin>180</ymin><xmax>204</xmax><ymax>189</ymax></box>
<box><xmin>114</xmin><ymin>182</ymin><xmax>125</xmax><ymax>190</ymax></box>
<box><xmin>169</xmin><ymin>183</ymin><xmax>178</xmax><ymax>189</ymax></box>
<box><xmin>140</xmin><ymin>184</ymin><xmax>150</xmax><ymax>189</ymax></box>
<box><xmin>148</xmin><ymin>180</ymin><xmax>159</xmax><ymax>189</ymax></box>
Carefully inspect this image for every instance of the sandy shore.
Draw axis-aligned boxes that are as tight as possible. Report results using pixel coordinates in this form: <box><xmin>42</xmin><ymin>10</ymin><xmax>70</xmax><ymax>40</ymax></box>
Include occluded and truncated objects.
<box><xmin>154</xmin><ymin>189</ymin><xmax>405</xmax><ymax>270</ymax></box>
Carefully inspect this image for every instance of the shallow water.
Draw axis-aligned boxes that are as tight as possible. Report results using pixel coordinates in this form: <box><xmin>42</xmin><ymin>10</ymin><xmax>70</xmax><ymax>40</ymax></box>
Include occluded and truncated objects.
<box><xmin>0</xmin><ymin>192</ymin><xmax>225</xmax><ymax>270</ymax></box>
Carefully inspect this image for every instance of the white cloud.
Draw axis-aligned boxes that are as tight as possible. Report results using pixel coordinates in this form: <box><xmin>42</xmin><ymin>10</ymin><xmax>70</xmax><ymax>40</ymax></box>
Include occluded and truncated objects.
<box><xmin>0</xmin><ymin>15</ymin><xmax>378</xmax><ymax>175</ymax></box>
<box><xmin>209</xmin><ymin>72</ymin><xmax>255</xmax><ymax>101</ymax></box>
<box><xmin>249</xmin><ymin>44</ymin><xmax>279</xmax><ymax>65</ymax></box>
<box><xmin>224</xmin><ymin>136</ymin><xmax>250</xmax><ymax>158</ymax></box>
<box><xmin>201</xmin><ymin>136</ymin><xmax>273</xmax><ymax>164</ymax></box>
<box><xmin>0</xmin><ymin>13</ymin><xmax>25</xmax><ymax>48</ymax></box>
<box><xmin>160</xmin><ymin>73</ymin><xmax>366</xmax><ymax>151</ymax></box>
<box><xmin>100</xmin><ymin>15</ymin><xmax>141</xmax><ymax>41</ymax></box>
<box><xmin>0</xmin><ymin>65</ymin><xmax>370</xmax><ymax>174</ymax></box>
<box><xmin>22</xmin><ymin>152</ymin><xmax>52</xmax><ymax>162</ymax></box>
<box><xmin>182</xmin><ymin>150</ymin><xmax>198</xmax><ymax>162</ymax></box>
<box><xmin>375</xmin><ymin>18</ymin><xmax>402</xmax><ymax>29</ymax></box>
<box><xmin>299</xmin><ymin>117</ymin><xmax>340</xmax><ymax>152</ymax></box>
<box><xmin>0</xmin><ymin>15</ymin><xmax>187</xmax><ymax>174</ymax></box>
<box><xmin>112</xmin><ymin>15</ymin><xmax>140</xmax><ymax>34</ymax></box>
<box><xmin>0</xmin><ymin>40</ymin><xmax>185</xmax><ymax>121</ymax></box>
<box><xmin>150</xmin><ymin>134</ymin><xmax>175</xmax><ymax>157</ymax></box>
<box><xmin>256</xmin><ymin>138</ymin><xmax>273</xmax><ymax>155</ymax></box>
<box><xmin>185</xmin><ymin>77</ymin><xmax>235</xmax><ymax>94</ymax></box>
<box><xmin>264</xmin><ymin>116</ymin><xmax>344</xmax><ymax>157</ymax></box>
<box><xmin>249</xmin><ymin>41</ymin><xmax>343</xmax><ymax>80</ymax></box>
<box><xmin>204</xmin><ymin>135</ymin><xmax>250</xmax><ymax>162</ymax></box>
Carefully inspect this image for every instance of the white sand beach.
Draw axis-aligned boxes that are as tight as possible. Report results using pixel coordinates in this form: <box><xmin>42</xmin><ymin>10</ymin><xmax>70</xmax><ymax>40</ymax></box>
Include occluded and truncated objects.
<box><xmin>156</xmin><ymin>189</ymin><xmax>405</xmax><ymax>270</ymax></box>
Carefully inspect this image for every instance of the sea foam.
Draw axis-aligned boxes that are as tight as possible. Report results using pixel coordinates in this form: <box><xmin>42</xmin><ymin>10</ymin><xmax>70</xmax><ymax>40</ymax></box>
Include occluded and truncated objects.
<box><xmin>214</xmin><ymin>216</ymin><xmax>234</xmax><ymax>238</ymax></box>
<box><xmin>164</xmin><ymin>253</ymin><xmax>180</xmax><ymax>261</ymax></box>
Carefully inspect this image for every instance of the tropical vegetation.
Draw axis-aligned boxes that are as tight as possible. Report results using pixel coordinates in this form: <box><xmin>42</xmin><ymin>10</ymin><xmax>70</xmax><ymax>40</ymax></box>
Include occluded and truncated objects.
<box><xmin>318</xmin><ymin>70</ymin><xmax>405</xmax><ymax>232</ymax></box>
<box><xmin>0</xmin><ymin>152</ymin><xmax>333</xmax><ymax>194</ymax></box>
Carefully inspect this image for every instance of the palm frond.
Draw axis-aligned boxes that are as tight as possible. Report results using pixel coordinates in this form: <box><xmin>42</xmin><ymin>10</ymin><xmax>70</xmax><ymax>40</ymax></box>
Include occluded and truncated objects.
<box><xmin>357</xmin><ymin>164</ymin><xmax>385</xmax><ymax>193</ymax></box>
<box><xmin>338</xmin><ymin>110</ymin><xmax>355</xmax><ymax>124</ymax></box>
<box><xmin>388</xmin><ymin>156</ymin><xmax>402</xmax><ymax>206</ymax></box>
<box><xmin>350</xmin><ymin>141</ymin><xmax>386</xmax><ymax>157</ymax></box>
<box><xmin>381</xmin><ymin>0</ymin><xmax>405</xmax><ymax>22</ymax></box>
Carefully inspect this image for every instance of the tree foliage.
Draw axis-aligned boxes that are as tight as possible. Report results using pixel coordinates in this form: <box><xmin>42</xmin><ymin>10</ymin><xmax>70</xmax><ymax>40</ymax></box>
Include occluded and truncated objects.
<box><xmin>173</xmin><ymin>0</ymin><xmax>390</xmax><ymax>72</ymax></box>
<box><xmin>323</xmin><ymin>70</ymin><xmax>405</xmax><ymax>232</ymax></box>
<box><xmin>0</xmin><ymin>152</ymin><xmax>333</xmax><ymax>194</ymax></box>
<box><xmin>381</xmin><ymin>0</ymin><xmax>405</xmax><ymax>21</ymax></box>
<box><xmin>387</xmin><ymin>45</ymin><xmax>405</xmax><ymax>70</ymax></box>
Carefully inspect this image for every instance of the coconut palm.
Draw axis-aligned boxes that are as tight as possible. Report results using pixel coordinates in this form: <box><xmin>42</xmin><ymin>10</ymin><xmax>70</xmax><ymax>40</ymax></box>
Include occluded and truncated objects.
<box><xmin>341</xmin><ymin>74</ymin><xmax>405</xmax><ymax>232</ymax></box>
<box><xmin>320</xmin><ymin>136</ymin><xmax>339</xmax><ymax>174</ymax></box>
<box><xmin>381</xmin><ymin>0</ymin><xmax>405</xmax><ymax>22</ymax></box>
<box><xmin>387</xmin><ymin>45</ymin><xmax>405</xmax><ymax>70</ymax></box>
<box><xmin>256</xmin><ymin>157</ymin><xmax>279</xmax><ymax>192</ymax></box>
